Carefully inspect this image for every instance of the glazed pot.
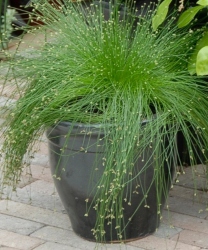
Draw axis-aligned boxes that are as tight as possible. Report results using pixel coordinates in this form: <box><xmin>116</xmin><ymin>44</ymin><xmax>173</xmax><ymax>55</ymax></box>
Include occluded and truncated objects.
<box><xmin>47</xmin><ymin>121</ymin><xmax>175</xmax><ymax>242</ymax></box>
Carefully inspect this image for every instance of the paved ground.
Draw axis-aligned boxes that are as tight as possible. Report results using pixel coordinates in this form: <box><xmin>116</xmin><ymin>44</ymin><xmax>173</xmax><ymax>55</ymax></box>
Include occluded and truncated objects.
<box><xmin>0</xmin><ymin>35</ymin><xmax>208</xmax><ymax>250</ymax></box>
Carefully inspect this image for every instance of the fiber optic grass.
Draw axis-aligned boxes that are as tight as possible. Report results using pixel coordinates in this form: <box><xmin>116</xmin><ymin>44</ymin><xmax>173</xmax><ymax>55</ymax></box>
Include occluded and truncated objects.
<box><xmin>0</xmin><ymin>0</ymin><xmax>208</xmax><ymax>242</ymax></box>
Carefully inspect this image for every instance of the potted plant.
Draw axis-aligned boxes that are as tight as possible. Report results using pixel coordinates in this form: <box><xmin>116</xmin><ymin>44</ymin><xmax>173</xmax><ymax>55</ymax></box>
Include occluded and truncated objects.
<box><xmin>1</xmin><ymin>0</ymin><xmax>208</xmax><ymax>243</ymax></box>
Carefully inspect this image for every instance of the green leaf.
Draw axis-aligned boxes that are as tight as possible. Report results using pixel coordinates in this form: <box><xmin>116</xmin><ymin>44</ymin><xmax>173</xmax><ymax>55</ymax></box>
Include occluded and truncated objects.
<box><xmin>188</xmin><ymin>31</ymin><xmax>208</xmax><ymax>75</ymax></box>
<box><xmin>152</xmin><ymin>0</ymin><xmax>173</xmax><ymax>31</ymax></box>
<box><xmin>177</xmin><ymin>5</ymin><xmax>204</xmax><ymax>28</ymax></box>
<box><xmin>197</xmin><ymin>0</ymin><xmax>208</xmax><ymax>6</ymax></box>
<box><xmin>196</xmin><ymin>46</ymin><xmax>208</xmax><ymax>75</ymax></box>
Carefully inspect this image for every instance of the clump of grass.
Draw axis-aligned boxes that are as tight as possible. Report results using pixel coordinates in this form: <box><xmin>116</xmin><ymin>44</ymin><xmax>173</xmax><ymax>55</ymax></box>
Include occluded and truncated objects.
<box><xmin>1</xmin><ymin>0</ymin><xmax>208</xmax><ymax>242</ymax></box>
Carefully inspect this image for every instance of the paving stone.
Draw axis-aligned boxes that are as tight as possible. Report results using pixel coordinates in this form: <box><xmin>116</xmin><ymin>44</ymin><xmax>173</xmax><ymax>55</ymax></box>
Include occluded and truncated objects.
<box><xmin>8</xmin><ymin>30</ymin><xmax>52</xmax><ymax>53</ymax></box>
<box><xmin>169</xmin><ymin>185</ymin><xmax>208</xmax><ymax>204</ymax></box>
<box><xmin>31</xmin><ymin>153</ymin><xmax>49</xmax><ymax>167</ymax></box>
<box><xmin>5</xmin><ymin>180</ymin><xmax>64</xmax><ymax>212</ymax></box>
<box><xmin>175</xmin><ymin>165</ymin><xmax>208</xmax><ymax>191</ymax></box>
<box><xmin>32</xmin><ymin>242</ymin><xmax>80</xmax><ymax>250</ymax></box>
<box><xmin>0</xmin><ymin>213</ymin><xmax>43</xmax><ymax>235</ymax></box>
<box><xmin>0</xmin><ymin>118</ymin><xmax>5</xmax><ymax>125</ymax></box>
<box><xmin>0</xmin><ymin>200</ymin><xmax>70</xmax><ymax>230</ymax></box>
<box><xmin>171</xmin><ymin>230</ymin><xmax>208</xmax><ymax>248</ymax></box>
<box><xmin>103</xmin><ymin>244</ymin><xmax>146</xmax><ymax>250</ymax></box>
<box><xmin>33</xmin><ymin>133</ymin><xmax>47</xmax><ymax>143</ymax></box>
<box><xmin>0</xmin><ymin>82</ymin><xmax>20</xmax><ymax>100</ymax></box>
<box><xmin>162</xmin><ymin>210</ymin><xmax>208</xmax><ymax>234</ymax></box>
<box><xmin>0</xmin><ymin>96</ymin><xmax>16</xmax><ymax>108</ymax></box>
<box><xmin>0</xmin><ymin>247</ymin><xmax>21</xmax><ymax>250</ymax></box>
<box><xmin>4</xmin><ymin>179</ymin><xmax>53</xmax><ymax>196</ymax></box>
<box><xmin>0</xmin><ymin>229</ymin><xmax>44</xmax><ymax>250</ymax></box>
<box><xmin>31</xmin><ymin>226</ymin><xmax>96</xmax><ymax>249</ymax></box>
<box><xmin>129</xmin><ymin>235</ymin><xmax>201</xmax><ymax>250</ymax></box>
<box><xmin>30</xmin><ymin>165</ymin><xmax>53</xmax><ymax>183</ymax></box>
<box><xmin>33</xmin><ymin>141</ymin><xmax>49</xmax><ymax>155</ymax></box>
<box><xmin>153</xmin><ymin>223</ymin><xmax>182</xmax><ymax>238</ymax></box>
<box><xmin>17</xmin><ymin>175</ymin><xmax>37</xmax><ymax>189</ymax></box>
<box><xmin>33</xmin><ymin>241</ymin><xmax>146</xmax><ymax>250</ymax></box>
<box><xmin>31</xmin><ymin>226</ymin><xmax>147</xmax><ymax>250</ymax></box>
<box><xmin>166</xmin><ymin>196</ymin><xmax>208</xmax><ymax>219</ymax></box>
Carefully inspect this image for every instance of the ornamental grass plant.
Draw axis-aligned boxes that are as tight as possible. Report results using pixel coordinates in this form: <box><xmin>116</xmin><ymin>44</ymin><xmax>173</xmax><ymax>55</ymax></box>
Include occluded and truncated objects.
<box><xmin>0</xmin><ymin>0</ymin><xmax>208</xmax><ymax>243</ymax></box>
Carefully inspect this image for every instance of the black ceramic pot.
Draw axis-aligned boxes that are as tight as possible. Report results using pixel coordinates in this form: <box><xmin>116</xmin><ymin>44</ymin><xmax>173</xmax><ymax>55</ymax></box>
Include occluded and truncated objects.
<box><xmin>47</xmin><ymin>121</ymin><xmax>175</xmax><ymax>242</ymax></box>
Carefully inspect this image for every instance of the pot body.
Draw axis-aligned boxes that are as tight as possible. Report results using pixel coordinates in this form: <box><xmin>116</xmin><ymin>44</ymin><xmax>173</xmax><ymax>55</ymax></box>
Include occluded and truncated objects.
<box><xmin>47</xmin><ymin>122</ymin><xmax>174</xmax><ymax>242</ymax></box>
